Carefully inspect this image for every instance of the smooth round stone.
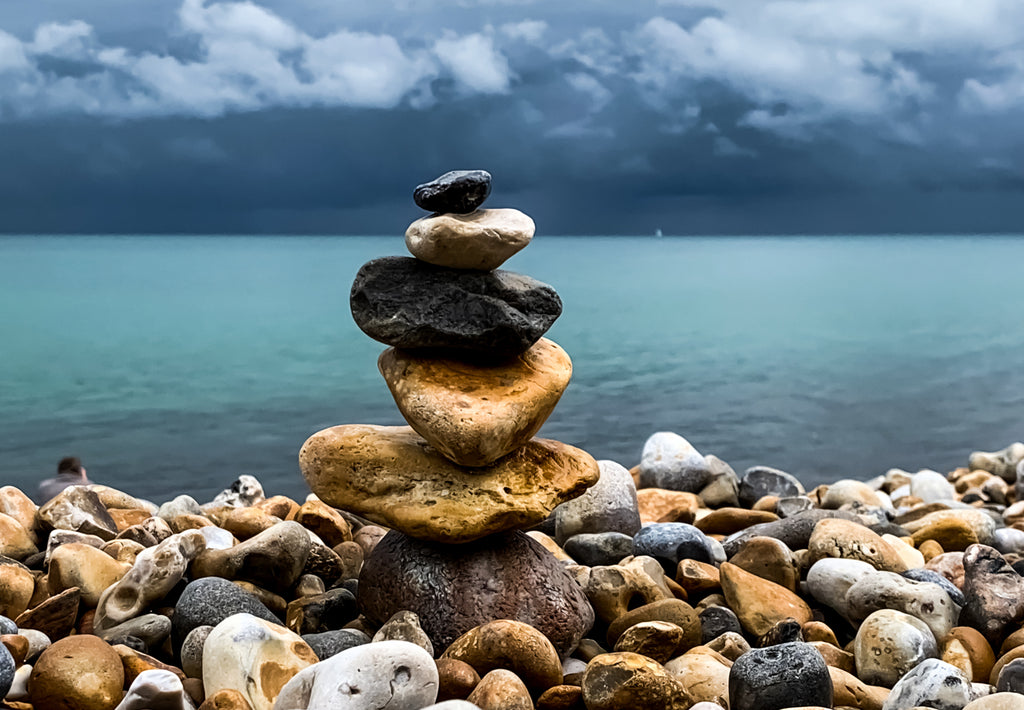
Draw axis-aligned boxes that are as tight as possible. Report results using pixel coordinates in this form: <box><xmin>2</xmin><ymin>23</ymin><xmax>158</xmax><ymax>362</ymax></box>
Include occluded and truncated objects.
<box><xmin>172</xmin><ymin>577</ymin><xmax>280</xmax><ymax>646</ymax></box>
<box><xmin>301</xmin><ymin>629</ymin><xmax>369</xmax><ymax>661</ymax></box>
<box><xmin>605</xmin><ymin>599</ymin><xmax>701</xmax><ymax>650</ymax></box>
<box><xmin>698</xmin><ymin>456</ymin><xmax>740</xmax><ymax>508</ymax></box>
<box><xmin>0</xmin><ymin>615</ymin><xmax>17</xmax><ymax>635</ymax></box>
<box><xmin>406</xmin><ymin>209</ymin><xmax>534</xmax><ymax>271</ymax></box>
<box><xmin>821</xmin><ymin>479</ymin><xmax>891</xmax><ymax>510</ymax></box>
<box><xmin>829</xmin><ymin>665</ymin><xmax>889</xmax><ymax>710</ymax></box>
<box><xmin>854</xmin><ymin>609</ymin><xmax>938</xmax><ymax>687</ymax></box>
<box><xmin>441</xmin><ymin>619</ymin><xmax>562</xmax><ymax>695</ymax></box>
<box><xmin>966</xmin><ymin>693</ymin><xmax>1024</xmax><ymax>710</ymax></box>
<box><xmin>157</xmin><ymin>495</ymin><xmax>203</xmax><ymax>520</ymax></box>
<box><xmin>961</xmin><ymin>544</ymin><xmax>1024</xmax><ymax>645</ymax></box>
<box><xmin>581</xmin><ymin>652</ymin><xmax>689</xmax><ymax>710</ymax></box>
<box><xmin>910</xmin><ymin>470</ymin><xmax>957</xmax><ymax>503</ymax></box>
<box><xmin>582</xmin><ymin>556</ymin><xmax>674</xmax><ymax>625</ymax></box>
<box><xmin>0</xmin><ymin>641</ymin><xmax>14</xmax><ymax>698</ymax></box>
<box><xmin>882</xmin><ymin>658</ymin><xmax>972</xmax><ymax>710</ymax></box>
<box><xmin>846</xmin><ymin>570</ymin><xmax>958</xmax><ymax>641</ymax></box>
<box><xmin>695</xmin><ymin>508</ymin><xmax>779</xmax><ymax>536</ymax></box>
<box><xmin>378</xmin><ymin>339</ymin><xmax>571</xmax><ymax>467</ymax></box>
<box><xmin>699</xmin><ymin>606</ymin><xmax>742</xmax><ymax>643</ymax></box>
<box><xmin>721</xmin><ymin>509</ymin><xmax>860</xmax><ymax>557</ymax></box>
<box><xmin>204</xmin><ymin>613</ymin><xmax>317</xmax><ymax>710</ymax></box>
<box><xmin>664</xmin><ymin>648</ymin><xmax>731</xmax><ymax>707</ymax></box>
<box><xmin>273</xmin><ymin>640</ymin><xmax>438</xmax><ymax>710</ymax></box>
<box><xmin>947</xmin><ymin>627</ymin><xmax>995</xmax><ymax>683</ymax></box>
<box><xmin>29</xmin><ymin>635</ymin><xmax>125</xmax><ymax>710</ymax></box>
<box><xmin>806</xmin><ymin>558</ymin><xmax>882</xmax><ymax>619</ymax></box>
<box><xmin>358</xmin><ymin>530</ymin><xmax>594</xmax><ymax>657</ymax></box>
<box><xmin>20</xmin><ymin>628</ymin><xmax>50</xmax><ymax>662</ymax></box>
<box><xmin>996</xmin><ymin>658</ymin><xmax>1024</xmax><ymax>692</ymax></box>
<box><xmin>197</xmin><ymin>689</ymin><xmax>251</xmax><ymax>710</ymax></box>
<box><xmin>372</xmin><ymin>610</ymin><xmax>433</xmax><ymax>656</ymax></box>
<box><xmin>903</xmin><ymin>510</ymin><xmax>997</xmax><ymax>548</ymax></box>
<box><xmin>970</xmin><ymin>443</ymin><xmax>1024</xmax><ymax>482</ymax></box>
<box><xmin>728</xmin><ymin>642</ymin><xmax>832</xmax><ymax>710</ymax></box>
<box><xmin>636</xmin><ymin>489</ymin><xmax>701</xmax><ymax>525</ymax></box>
<box><xmin>0</xmin><ymin>564</ymin><xmax>34</xmax><ymax>619</ymax></box>
<box><xmin>902</xmin><ymin>568</ymin><xmax>966</xmax><ymax>606</ymax></box>
<box><xmin>465</xmin><ymin>668</ymin><xmax>532</xmax><ymax>710</ymax></box>
<box><xmin>555</xmin><ymin>460</ymin><xmax>641</xmax><ymax>544</ymax></box>
<box><xmin>350</xmin><ymin>256</ymin><xmax>562</xmax><ymax>357</ymax></box>
<box><xmin>413</xmin><ymin>169</ymin><xmax>492</xmax><ymax>214</ymax></box>
<box><xmin>435</xmin><ymin>658</ymin><xmax>480</xmax><ymax>702</ymax></box>
<box><xmin>632</xmin><ymin>523</ymin><xmax>715</xmax><ymax>572</ymax></box>
<box><xmin>719</xmin><ymin>562</ymin><xmax>811</xmax><ymax>637</ymax></box>
<box><xmin>536</xmin><ymin>684</ymin><xmax>582</xmax><ymax>710</ymax></box>
<box><xmin>48</xmin><ymin>543</ymin><xmax>130</xmax><ymax>608</ymax></box>
<box><xmin>301</xmin><ymin>425</ymin><xmax>598</xmax><ymax>544</ymax></box>
<box><xmin>114</xmin><ymin>669</ymin><xmax>192</xmax><ymax>710</ymax></box>
<box><xmin>705</xmin><ymin>632</ymin><xmax>750</xmax><ymax>662</ymax></box>
<box><xmin>807</xmin><ymin>517</ymin><xmax>908</xmax><ymax>572</ymax></box>
<box><xmin>193</xmin><ymin>522</ymin><xmax>310</xmax><ymax>595</ymax></box>
<box><xmin>614</xmin><ymin>621</ymin><xmax>686</xmax><ymax>664</ymax></box>
<box><xmin>738</xmin><ymin>467</ymin><xmax>805</xmax><ymax>508</ymax></box>
<box><xmin>564</xmin><ymin>532</ymin><xmax>634</xmax><ymax>567</ymax></box>
<box><xmin>992</xmin><ymin>527</ymin><xmax>1024</xmax><ymax>555</ymax></box>
<box><xmin>728</xmin><ymin>536</ymin><xmax>799</xmax><ymax>591</ymax></box>
<box><xmin>0</xmin><ymin>513</ymin><xmax>37</xmax><ymax>560</ymax></box>
<box><xmin>637</xmin><ymin>432</ymin><xmax>711</xmax><ymax>492</ymax></box>
<box><xmin>181</xmin><ymin>626</ymin><xmax>212</xmax><ymax>679</ymax></box>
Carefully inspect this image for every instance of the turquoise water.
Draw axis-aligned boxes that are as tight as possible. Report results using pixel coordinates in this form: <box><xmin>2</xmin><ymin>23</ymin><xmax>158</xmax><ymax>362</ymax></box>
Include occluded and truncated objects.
<box><xmin>1</xmin><ymin>235</ymin><xmax>1022</xmax><ymax>503</ymax></box>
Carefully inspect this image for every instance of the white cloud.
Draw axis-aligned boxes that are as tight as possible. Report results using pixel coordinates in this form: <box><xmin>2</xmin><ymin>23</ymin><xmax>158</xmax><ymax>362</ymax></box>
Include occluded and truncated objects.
<box><xmin>433</xmin><ymin>32</ymin><xmax>512</xmax><ymax>94</ymax></box>
<box><xmin>500</xmin><ymin>20</ymin><xmax>547</xmax><ymax>44</ymax></box>
<box><xmin>959</xmin><ymin>50</ymin><xmax>1024</xmax><ymax>113</ymax></box>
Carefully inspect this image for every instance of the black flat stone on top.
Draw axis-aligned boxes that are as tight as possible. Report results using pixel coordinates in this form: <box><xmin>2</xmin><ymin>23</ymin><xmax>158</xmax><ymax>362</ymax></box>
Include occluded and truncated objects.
<box><xmin>350</xmin><ymin>256</ymin><xmax>562</xmax><ymax>358</ymax></box>
<box><xmin>413</xmin><ymin>169</ymin><xmax>492</xmax><ymax>214</ymax></box>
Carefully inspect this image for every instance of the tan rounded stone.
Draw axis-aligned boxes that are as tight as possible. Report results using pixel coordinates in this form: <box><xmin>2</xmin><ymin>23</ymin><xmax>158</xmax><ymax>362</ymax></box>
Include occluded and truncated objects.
<box><xmin>947</xmin><ymin>626</ymin><xmax>995</xmax><ymax>683</ymax></box>
<box><xmin>828</xmin><ymin>666</ymin><xmax>889</xmax><ymax>710</ymax></box>
<box><xmin>108</xmin><ymin>508</ymin><xmax>151</xmax><ymax>532</ymax></box>
<box><xmin>605</xmin><ymin>599</ymin><xmax>701</xmax><ymax>650</ymax></box>
<box><xmin>902</xmin><ymin>509</ymin><xmax>995</xmax><ymax>547</ymax></box>
<box><xmin>729</xmin><ymin>536</ymin><xmax>800</xmax><ymax>591</ymax></box>
<box><xmin>442</xmin><ymin>619</ymin><xmax>563</xmax><ymax>695</ymax></box>
<box><xmin>197</xmin><ymin>689</ymin><xmax>253</xmax><ymax>710</ymax></box>
<box><xmin>405</xmin><ymin>208</ymin><xmax>535</xmax><ymax>271</ymax></box>
<box><xmin>0</xmin><ymin>564</ymin><xmax>35</xmax><ymax>619</ymax></box>
<box><xmin>0</xmin><ymin>486</ymin><xmax>39</xmax><ymax>536</ymax></box>
<box><xmin>15</xmin><ymin>586</ymin><xmax>80</xmax><ymax>640</ymax></box>
<box><xmin>300</xmin><ymin>425</ymin><xmax>599</xmax><ymax>544</ymax></box>
<box><xmin>807</xmin><ymin>518</ymin><xmax>908</xmax><ymax>572</ymax></box>
<box><xmin>212</xmin><ymin>507</ymin><xmax>281</xmax><ymax>540</ymax></box>
<box><xmin>925</xmin><ymin>551</ymin><xmax>965</xmax><ymax>588</ymax></box>
<box><xmin>663</xmin><ymin>647</ymin><xmax>730</xmax><ymax>707</ymax></box>
<box><xmin>29</xmin><ymin>635</ymin><xmax>124</xmax><ymax>710</ymax></box>
<box><xmin>942</xmin><ymin>637</ymin><xmax>974</xmax><ymax>680</ymax></box>
<box><xmin>435</xmin><ymin>657</ymin><xmax>481</xmax><ymax>701</ymax></box>
<box><xmin>675</xmin><ymin>559</ymin><xmax>720</xmax><ymax>594</ymax></box>
<box><xmin>293</xmin><ymin>498</ymin><xmax>351</xmax><ymax>547</ymax></box>
<box><xmin>1</xmin><ymin>633</ymin><xmax>29</xmax><ymax>665</ymax></box>
<box><xmin>919</xmin><ymin>539</ymin><xmax>944</xmax><ymax>562</ymax></box>
<box><xmin>964</xmin><ymin>693</ymin><xmax>1024</xmax><ymax>710</ymax></box>
<box><xmin>636</xmin><ymin>489</ymin><xmax>700</xmax><ymax>524</ymax></box>
<box><xmin>379</xmin><ymin>338</ymin><xmax>572</xmax><ymax>467</ymax></box>
<box><xmin>466</xmin><ymin>668</ymin><xmax>534</xmax><ymax>710</ymax></box>
<box><xmin>48</xmin><ymin>543</ymin><xmax>130</xmax><ymax>607</ymax></box>
<box><xmin>694</xmin><ymin>508</ymin><xmax>778</xmax><ymax>536</ymax></box>
<box><xmin>253</xmin><ymin>496</ymin><xmax>299</xmax><ymax>520</ymax></box>
<box><xmin>331</xmin><ymin>540</ymin><xmax>364</xmax><ymax>580</ymax></box>
<box><xmin>613</xmin><ymin>620</ymin><xmax>687</xmax><ymax>664</ymax></box>
<box><xmin>706</xmin><ymin>631</ymin><xmax>750</xmax><ymax>661</ymax></box>
<box><xmin>352</xmin><ymin>525</ymin><xmax>388</xmax><ymax>557</ymax></box>
<box><xmin>0</xmin><ymin>513</ymin><xmax>38</xmax><ymax>560</ymax></box>
<box><xmin>1000</xmin><ymin>627</ymin><xmax>1024</xmax><ymax>656</ymax></box>
<box><xmin>882</xmin><ymin>533</ymin><xmax>925</xmax><ymax>569</ymax></box>
<box><xmin>809</xmin><ymin>641</ymin><xmax>856</xmax><ymax>673</ymax></box>
<box><xmin>802</xmin><ymin>621</ymin><xmax>839</xmax><ymax>646</ymax></box>
<box><xmin>165</xmin><ymin>513</ymin><xmax>215</xmax><ymax>534</ymax></box>
<box><xmin>719</xmin><ymin>561</ymin><xmax>811</xmax><ymax>637</ymax></box>
<box><xmin>113</xmin><ymin>644</ymin><xmax>187</xmax><ymax>686</ymax></box>
<box><xmin>911</xmin><ymin>516</ymin><xmax>982</xmax><ymax>551</ymax></box>
<box><xmin>581</xmin><ymin>652</ymin><xmax>689</xmax><ymax>710</ymax></box>
<box><xmin>537</xmin><ymin>684</ymin><xmax>584</xmax><ymax>710</ymax></box>
<box><xmin>100</xmin><ymin>539</ymin><xmax>146</xmax><ymax>565</ymax></box>
<box><xmin>526</xmin><ymin>531</ymin><xmax>574</xmax><ymax>562</ymax></box>
<box><xmin>584</xmin><ymin>557</ymin><xmax>675</xmax><ymax>625</ymax></box>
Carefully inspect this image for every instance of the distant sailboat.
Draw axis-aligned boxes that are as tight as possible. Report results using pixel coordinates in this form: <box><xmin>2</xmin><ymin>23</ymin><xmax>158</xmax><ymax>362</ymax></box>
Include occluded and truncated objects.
<box><xmin>655</xmin><ymin>228</ymin><xmax>663</xmax><ymax>238</ymax></box>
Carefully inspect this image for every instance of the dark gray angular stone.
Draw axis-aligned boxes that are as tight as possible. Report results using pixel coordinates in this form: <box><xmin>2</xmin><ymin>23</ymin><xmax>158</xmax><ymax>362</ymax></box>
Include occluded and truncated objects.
<box><xmin>350</xmin><ymin>257</ymin><xmax>562</xmax><ymax>357</ymax></box>
<box><xmin>699</xmin><ymin>605</ymin><xmax>743</xmax><ymax>644</ymax></box>
<box><xmin>171</xmin><ymin>577</ymin><xmax>279</xmax><ymax>646</ymax></box>
<box><xmin>358</xmin><ymin>530</ymin><xmax>593</xmax><ymax>658</ymax></box>
<box><xmin>738</xmin><ymin>466</ymin><xmax>805</xmax><ymax>508</ymax></box>
<box><xmin>563</xmin><ymin>532</ymin><xmax>634</xmax><ymax>567</ymax></box>
<box><xmin>302</xmin><ymin>628</ymin><xmax>371</xmax><ymax>661</ymax></box>
<box><xmin>722</xmin><ymin>509</ymin><xmax>861</xmax><ymax>558</ymax></box>
<box><xmin>0</xmin><ymin>615</ymin><xmax>16</xmax><ymax>635</ymax></box>
<box><xmin>728</xmin><ymin>641</ymin><xmax>833</xmax><ymax>710</ymax></box>
<box><xmin>902</xmin><ymin>568</ymin><xmax>966</xmax><ymax>607</ymax></box>
<box><xmin>414</xmin><ymin>170</ymin><xmax>492</xmax><ymax>214</ymax></box>
<box><xmin>0</xmin><ymin>642</ymin><xmax>14</xmax><ymax>699</ymax></box>
<box><xmin>632</xmin><ymin>523</ymin><xmax>715</xmax><ymax>573</ymax></box>
<box><xmin>105</xmin><ymin>635</ymin><xmax>146</xmax><ymax>653</ymax></box>
<box><xmin>997</xmin><ymin>657</ymin><xmax>1024</xmax><ymax>693</ymax></box>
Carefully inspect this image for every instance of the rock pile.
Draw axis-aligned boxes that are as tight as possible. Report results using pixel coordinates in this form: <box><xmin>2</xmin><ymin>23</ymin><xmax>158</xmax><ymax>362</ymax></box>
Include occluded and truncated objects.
<box><xmin>302</xmin><ymin>169</ymin><xmax>600</xmax><ymax>656</ymax></box>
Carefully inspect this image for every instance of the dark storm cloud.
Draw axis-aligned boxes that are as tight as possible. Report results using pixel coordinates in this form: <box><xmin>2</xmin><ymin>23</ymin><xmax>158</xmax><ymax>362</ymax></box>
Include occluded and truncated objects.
<box><xmin>0</xmin><ymin>0</ymin><xmax>1022</xmax><ymax>234</ymax></box>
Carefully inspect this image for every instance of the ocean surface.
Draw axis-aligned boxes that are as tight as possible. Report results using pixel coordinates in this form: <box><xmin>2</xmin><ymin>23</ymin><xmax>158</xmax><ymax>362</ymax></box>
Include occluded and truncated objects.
<box><xmin>1</xmin><ymin>235</ymin><xmax>1022</xmax><ymax>504</ymax></box>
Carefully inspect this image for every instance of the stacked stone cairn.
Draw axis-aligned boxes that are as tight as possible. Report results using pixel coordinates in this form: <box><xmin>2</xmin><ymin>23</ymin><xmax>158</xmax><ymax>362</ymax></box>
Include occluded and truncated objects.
<box><xmin>5</xmin><ymin>179</ymin><xmax>1024</xmax><ymax>710</ymax></box>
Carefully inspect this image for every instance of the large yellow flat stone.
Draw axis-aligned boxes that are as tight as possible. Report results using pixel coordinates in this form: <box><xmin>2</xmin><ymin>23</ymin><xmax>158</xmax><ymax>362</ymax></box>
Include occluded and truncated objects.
<box><xmin>299</xmin><ymin>424</ymin><xmax>599</xmax><ymax>544</ymax></box>
<box><xmin>378</xmin><ymin>338</ymin><xmax>572</xmax><ymax>466</ymax></box>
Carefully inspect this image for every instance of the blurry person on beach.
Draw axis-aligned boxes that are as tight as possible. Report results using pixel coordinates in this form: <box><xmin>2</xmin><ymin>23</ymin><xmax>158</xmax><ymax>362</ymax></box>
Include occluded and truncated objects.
<box><xmin>35</xmin><ymin>456</ymin><xmax>93</xmax><ymax>504</ymax></box>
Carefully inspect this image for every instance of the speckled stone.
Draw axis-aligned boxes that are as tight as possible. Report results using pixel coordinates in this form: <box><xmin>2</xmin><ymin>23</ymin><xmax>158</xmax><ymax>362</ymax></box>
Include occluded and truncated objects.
<box><xmin>301</xmin><ymin>629</ymin><xmax>369</xmax><ymax>661</ymax></box>
<box><xmin>854</xmin><ymin>609</ymin><xmax>938</xmax><ymax>687</ymax></box>
<box><xmin>632</xmin><ymin>522</ymin><xmax>715</xmax><ymax>572</ymax></box>
<box><xmin>581</xmin><ymin>652</ymin><xmax>689</xmax><ymax>710</ymax></box>
<box><xmin>441</xmin><ymin>619</ymin><xmax>562</xmax><ymax>696</ymax></box>
<box><xmin>960</xmin><ymin>544</ymin><xmax>1024</xmax><ymax>645</ymax></box>
<box><xmin>728</xmin><ymin>642</ymin><xmax>832</xmax><ymax>710</ymax></box>
<box><xmin>172</xmin><ymin>577</ymin><xmax>280</xmax><ymax>646</ymax></box>
<box><xmin>882</xmin><ymin>658</ymin><xmax>972</xmax><ymax>710</ymax></box>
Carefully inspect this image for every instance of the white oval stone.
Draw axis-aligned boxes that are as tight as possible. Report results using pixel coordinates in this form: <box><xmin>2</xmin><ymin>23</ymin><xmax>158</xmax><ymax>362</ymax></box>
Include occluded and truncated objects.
<box><xmin>405</xmin><ymin>208</ymin><xmax>534</xmax><ymax>270</ymax></box>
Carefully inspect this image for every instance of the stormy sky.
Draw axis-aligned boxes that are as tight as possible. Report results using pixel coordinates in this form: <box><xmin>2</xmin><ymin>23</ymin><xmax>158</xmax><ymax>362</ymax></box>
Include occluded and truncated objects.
<box><xmin>1</xmin><ymin>0</ymin><xmax>1023</xmax><ymax>235</ymax></box>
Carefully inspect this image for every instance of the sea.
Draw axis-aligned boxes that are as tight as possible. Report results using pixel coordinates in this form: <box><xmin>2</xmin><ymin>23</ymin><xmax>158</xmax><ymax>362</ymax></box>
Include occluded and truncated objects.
<box><xmin>1</xmin><ymin>235</ymin><xmax>1022</xmax><ymax>504</ymax></box>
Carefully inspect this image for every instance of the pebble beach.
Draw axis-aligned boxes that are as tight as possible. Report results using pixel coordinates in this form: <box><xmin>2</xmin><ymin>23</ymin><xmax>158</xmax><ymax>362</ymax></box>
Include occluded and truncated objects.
<box><xmin>4</xmin><ymin>171</ymin><xmax>1024</xmax><ymax>710</ymax></box>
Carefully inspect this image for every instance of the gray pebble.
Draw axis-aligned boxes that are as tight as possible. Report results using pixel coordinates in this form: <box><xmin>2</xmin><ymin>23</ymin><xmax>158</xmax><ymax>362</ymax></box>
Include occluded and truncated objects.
<box><xmin>563</xmin><ymin>532</ymin><xmax>634</xmax><ymax>567</ymax></box>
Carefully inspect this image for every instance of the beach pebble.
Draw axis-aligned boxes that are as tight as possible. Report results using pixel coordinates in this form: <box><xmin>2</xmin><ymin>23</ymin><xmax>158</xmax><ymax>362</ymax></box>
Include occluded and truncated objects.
<box><xmin>966</xmin><ymin>693</ymin><xmax>1024</xmax><ymax>710</ymax></box>
<box><xmin>614</xmin><ymin>620</ymin><xmax>687</xmax><ymax>664</ymax></box>
<box><xmin>637</xmin><ymin>432</ymin><xmax>712</xmax><ymax>492</ymax></box>
<box><xmin>636</xmin><ymin>488</ymin><xmax>701</xmax><ymax>524</ymax></box>
<box><xmin>720</xmin><ymin>561</ymin><xmax>812</xmax><ymax>637</ymax></box>
<box><xmin>405</xmin><ymin>208</ymin><xmax>534</xmax><ymax>271</ymax></box>
<box><xmin>563</xmin><ymin>532</ymin><xmax>634</xmax><ymax>566</ymax></box>
<box><xmin>699</xmin><ymin>605</ymin><xmax>742</xmax><ymax>643</ymax></box>
<box><xmin>372</xmin><ymin>610</ymin><xmax>433</xmax><ymax>656</ymax></box>
<box><xmin>285</xmin><ymin>588</ymin><xmax>357</xmax><ymax>635</ymax></box>
<box><xmin>435</xmin><ymin>657</ymin><xmax>480</xmax><ymax>702</ymax></box>
<box><xmin>846</xmin><ymin>570</ymin><xmax>959</xmax><ymax>641</ymax></box>
<box><xmin>902</xmin><ymin>568</ymin><xmax>966</xmax><ymax>606</ymax></box>
<box><xmin>882</xmin><ymin>658</ymin><xmax>972</xmax><ymax>710</ymax></box>
<box><xmin>442</xmin><ymin>619</ymin><xmax>562</xmax><ymax>695</ymax></box>
<box><xmin>728</xmin><ymin>642</ymin><xmax>832</xmax><ymax>710</ymax></box>
<box><xmin>95</xmin><ymin>530</ymin><xmax>206</xmax><ymax>631</ymax></box>
<box><xmin>211</xmin><ymin>476</ymin><xmax>265</xmax><ymax>508</ymax></box>
<box><xmin>29</xmin><ymin>635</ymin><xmax>124</xmax><ymax>710</ymax></box>
<box><xmin>854</xmin><ymin>609</ymin><xmax>938</xmax><ymax>687</ymax></box>
<box><xmin>193</xmin><ymin>521</ymin><xmax>309</xmax><ymax>594</ymax></box>
<box><xmin>991</xmin><ymin>527</ymin><xmax>1024</xmax><ymax>555</ymax></box>
<box><xmin>44</xmin><ymin>530</ymin><xmax>104</xmax><ymax>565</ymax></box>
<box><xmin>0</xmin><ymin>486</ymin><xmax>38</xmax><ymax>532</ymax></box>
<box><xmin>301</xmin><ymin>629</ymin><xmax>369</xmax><ymax>661</ymax></box>
<box><xmin>351</xmin><ymin>256</ymin><xmax>561</xmax><ymax>357</ymax></box>
<box><xmin>996</xmin><ymin>658</ymin><xmax>1024</xmax><ymax>692</ymax></box>
<box><xmin>465</xmin><ymin>668</ymin><xmax>532</xmax><ymax>710</ymax></box>
<box><xmin>581</xmin><ymin>652</ymin><xmax>688</xmax><ymax>709</ymax></box>
<box><xmin>555</xmin><ymin>460</ymin><xmax>641</xmax><ymax>544</ymax></box>
<box><xmin>204</xmin><ymin>613</ymin><xmax>317</xmax><ymax>710</ymax></box>
<box><xmin>301</xmin><ymin>425</ymin><xmax>598</xmax><ymax>544</ymax></box>
<box><xmin>292</xmin><ymin>499</ymin><xmax>351</xmax><ymax>548</ymax></box>
<box><xmin>0</xmin><ymin>564</ymin><xmax>34</xmax><ymax>619</ymax></box>
<box><xmin>0</xmin><ymin>615</ymin><xmax>18</xmax><ymax>635</ymax></box>
<box><xmin>728</xmin><ymin>535</ymin><xmax>799</xmax><ymax>591</ymax></box>
<box><xmin>584</xmin><ymin>556</ymin><xmax>674</xmax><ymax>624</ymax></box>
<box><xmin>910</xmin><ymin>470</ymin><xmax>957</xmax><ymax>503</ymax></box>
<box><xmin>808</xmin><ymin>517</ymin><xmax>908</xmax><ymax>572</ymax></box>
<box><xmin>0</xmin><ymin>513</ymin><xmax>39</xmax><ymax>561</ymax></box>
<box><xmin>632</xmin><ymin>522</ymin><xmax>715</xmax><ymax>572</ymax></box>
<box><xmin>359</xmin><ymin>530</ymin><xmax>594</xmax><ymax>657</ymax></box>
<box><xmin>664</xmin><ymin>648</ymin><xmax>731</xmax><ymax>706</ymax></box>
<box><xmin>422</xmin><ymin>703</ymin><xmax>483</xmax><ymax>710</ymax></box>
<box><xmin>379</xmin><ymin>339</ymin><xmax>571</xmax><ymax>467</ymax></box>
<box><xmin>48</xmin><ymin>542</ymin><xmax>130</xmax><ymax>607</ymax></box>
<box><xmin>695</xmin><ymin>508</ymin><xmax>779</xmax><ymax>536</ymax></box>
<box><xmin>39</xmin><ymin>486</ymin><xmax>119</xmax><ymax>540</ymax></box>
<box><xmin>96</xmin><ymin>613</ymin><xmax>171</xmax><ymax>648</ymax></box>
<box><xmin>272</xmin><ymin>640</ymin><xmax>437</xmax><ymax>710</ymax></box>
<box><xmin>904</xmin><ymin>509</ymin><xmax>997</xmax><ymax>548</ymax></box>
<box><xmin>6</xmin><ymin>662</ymin><xmax>30</xmax><ymax>701</ymax></box>
<box><xmin>115</xmin><ymin>669</ymin><xmax>195</xmax><ymax>710</ymax></box>
<box><xmin>722</xmin><ymin>508</ymin><xmax>859</xmax><ymax>557</ymax></box>
<box><xmin>960</xmin><ymin>544</ymin><xmax>1024</xmax><ymax>645</ymax></box>
<box><xmin>776</xmin><ymin>495</ymin><xmax>815</xmax><ymax>517</ymax></box>
<box><xmin>20</xmin><ymin>628</ymin><xmax>50</xmax><ymax>662</ymax></box>
<box><xmin>738</xmin><ymin>466</ymin><xmax>805</xmax><ymax>508</ymax></box>
<box><xmin>828</xmin><ymin>665</ymin><xmax>889</xmax><ymax>710</ymax></box>
<box><xmin>821</xmin><ymin>479</ymin><xmax>891</xmax><ymax>510</ymax></box>
<box><xmin>413</xmin><ymin>169</ymin><xmax>491</xmax><ymax>214</ymax></box>
<box><xmin>181</xmin><ymin>625</ymin><xmax>213</xmax><ymax>679</ymax></box>
<box><xmin>0</xmin><ymin>641</ymin><xmax>14</xmax><ymax>698</ymax></box>
<box><xmin>605</xmin><ymin>598</ymin><xmax>701</xmax><ymax>650</ymax></box>
<box><xmin>15</xmin><ymin>586</ymin><xmax>80</xmax><ymax>640</ymax></box>
<box><xmin>172</xmin><ymin>577</ymin><xmax>280</xmax><ymax>646</ymax></box>
<box><xmin>157</xmin><ymin>495</ymin><xmax>203</xmax><ymax>520</ymax></box>
<box><xmin>970</xmin><ymin>443</ymin><xmax>1024</xmax><ymax>482</ymax></box>
<box><xmin>698</xmin><ymin>455</ymin><xmax>740</xmax><ymax>508</ymax></box>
